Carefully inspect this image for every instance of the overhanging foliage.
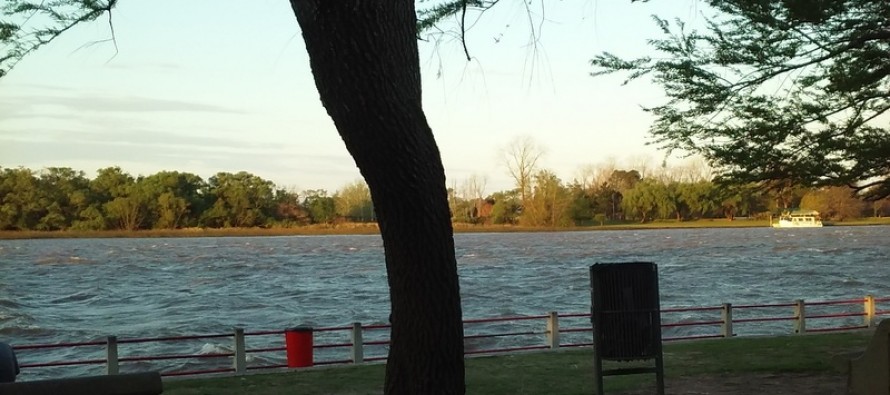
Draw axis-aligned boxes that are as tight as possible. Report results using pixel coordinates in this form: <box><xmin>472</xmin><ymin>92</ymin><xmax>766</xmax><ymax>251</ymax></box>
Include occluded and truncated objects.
<box><xmin>591</xmin><ymin>0</ymin><xmax>890</xmax><ymax>199</ymax></box>
<box><xmin>0</xmin><ymin>0</ymin><xmax>117</xmax><ymax>78</ymax></box>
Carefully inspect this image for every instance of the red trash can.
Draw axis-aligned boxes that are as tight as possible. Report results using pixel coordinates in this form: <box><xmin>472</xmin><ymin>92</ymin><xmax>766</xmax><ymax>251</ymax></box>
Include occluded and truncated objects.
<box><xmin>284</xmin><ymin>326</ymin><xmax>313</xmax><ymax>368</ymax></box>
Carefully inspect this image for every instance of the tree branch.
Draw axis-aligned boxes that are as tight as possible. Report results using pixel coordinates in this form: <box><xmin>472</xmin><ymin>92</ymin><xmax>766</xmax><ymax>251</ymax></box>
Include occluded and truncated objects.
<box><xmin>1</xmin><ymin>0</ymin><xmax>117</xmax><ymax>77</ymax></box>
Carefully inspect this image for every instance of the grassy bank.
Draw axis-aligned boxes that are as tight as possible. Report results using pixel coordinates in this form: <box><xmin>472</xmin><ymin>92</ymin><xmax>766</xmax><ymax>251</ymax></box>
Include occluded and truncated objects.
<box><xmin>824</xmin><ymin>217</ymin><xmax>890</xmax><ymax>227</ymax></box>
<box><xmin>0</xmin><ymin>225</ymin><xmax>382</xmax><ymax>240</ymax></box>
<box><xmin>2</xmin><ymin>217</ymin><xmax>888</xmax><ymax>240</ymax></box>
<box><xmin>163</xmin><ymin>332</ymin><xmax>870</xmax><ymax>395</ymax></box>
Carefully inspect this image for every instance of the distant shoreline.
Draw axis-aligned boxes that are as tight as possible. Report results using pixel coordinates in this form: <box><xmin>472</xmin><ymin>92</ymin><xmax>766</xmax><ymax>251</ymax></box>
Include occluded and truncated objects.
<box><xmin>2</xmin><ymin>218</ymin><xmax>889</xmax><ymax>240</ymax></box>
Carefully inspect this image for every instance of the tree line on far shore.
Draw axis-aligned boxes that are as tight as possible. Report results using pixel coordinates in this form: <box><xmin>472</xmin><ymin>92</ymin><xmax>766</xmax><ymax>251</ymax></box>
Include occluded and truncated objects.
<box><xmin>0</xmin><ymin>166</ymin><xmax>373</xmax><ymax>231</ymax></box>
<box><xmin>2</xmin><ymin>163</ymin><xmax>889</xmax><ymax>232</ymax></box>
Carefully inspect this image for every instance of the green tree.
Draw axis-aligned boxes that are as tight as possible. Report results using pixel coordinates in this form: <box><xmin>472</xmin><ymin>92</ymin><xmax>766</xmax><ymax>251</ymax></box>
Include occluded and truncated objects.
<box><xmin>607</xmin><ymin>169</ymin><xmax>642</xmax><ymax>193</ymax></box>
<box><xmin>489</xmin><ymin>190</ymin><xmax>520</xmax><ymax>225</ymax></box>
<box><xmin>92</xmin><ymin>167</ymin><xmax>135</xmax><ymax>201</ymax></box>
<box><xmin>302</xmin><ymin>189</ymin><xmax>337</xmax><ymax>224</ymax></box>
<box><xmin>592</xmin><ymin>0</ymin><xmax>890</xmax><ymax>200</ymax></box>
<box><xmin>658</xmin><ymin>182</ymin><xmax>680</xmax><ymax>221</ymax></box>
<box><xmin>334</xmin><ymin>180</ymin><xmax>375</xmax><ymax>222</ymax></box>
<box><xmin>601</xmin><ymin>169</ymin><xmax>641</xmax><ymax>221</ymax></box>
<box><xmin>678</xmin><ymin>181</ymin><xmax>719</xmax><ymax>220</ymax></box>
<box><xmin>0</xmin><ymin>167</ymin><xmax>44</xmax><ymax>230</ymax></box>
<box><xmin>91</xmin><ymin>167</ymin><xmax>146</xmax><ymax>230</ymax></box>
<box><xmin>77</xmin><ymin>166</ymin><xmax>137</xmax><ymax>230</ymax></box>
<box><xmin>155</xmin><ymin>192</ymin><xmax>188</xmax><ymax>229</ymax></box>
<box><xmin>521</xmin><ymin>170</ymin><xmax>572</xmax><ymax>227</ymax></box>
<box><xmin>36</xmin><ymin>167</ymin><xmax>92</xmax><ymax>230</ymax></box>
<box><xmin>104</xmin><ymin>190</ymin><xmax>150</xmax><ymax>231</ymax></box>
<box><xmin>593</xmin><ymin>213</ymin><xmax>607</xmax><ymax>226</ymax></box>
<box><xmin>716</xmin><ymin>183</ymin><xmax>767</xmax><ymax>220</ymax></box>
<box><xmin>567</xmin><ymin>181</ymin><xmax>595</xmax><ymax>225</ymax></box>
<box><xmin>71</xmin><ymin>205</ymin><xmax>107</xmax><ymax>230</ymax></box>
<box><xmin>590</xmin><ymin>185</ymin><xmax>620</xmax><ymax>222</ymax></box>
<box><xmin>622</xmin><ymin>178</ymin><xmax>669</xmax><ymax>223</ymax></box>
<box><xmin>800</xmin><ymin>186</ymin><xmax>866</xmax><ymax>221</ymax></box>
<box><xmin>139</xmin><ymin>171</ymin><xmax>206</xmax><ymax>228</ymax></box>
<box><xmin>272</xmin><ymin>188</ymin><xmax>309</xmax><ymax>226</ymax></box>
<box><xmin>202</xmin><ymin>172</ymin><xmax>274</xmax><ymax>228</ymax></box>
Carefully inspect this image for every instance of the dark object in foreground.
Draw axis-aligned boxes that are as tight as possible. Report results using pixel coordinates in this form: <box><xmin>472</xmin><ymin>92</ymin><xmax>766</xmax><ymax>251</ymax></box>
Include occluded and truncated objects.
<box><xmin>0</xmin><ymin>371</ymin><xmax>162</xmax><ymax>395</ymax></box>
<box><xmin>0</xmin><ymin>342</ymin><xmax>19</xmax><ymax>383</ymax></box>
<box><xmin>590</xmin><ymin>262</ymin><xmax>665</xmax><ymax>395</ymax></box>
<box><xmin>835</xmin><ymin>318</ymin><xmax>890</xmax><ymax>395</ymax></box>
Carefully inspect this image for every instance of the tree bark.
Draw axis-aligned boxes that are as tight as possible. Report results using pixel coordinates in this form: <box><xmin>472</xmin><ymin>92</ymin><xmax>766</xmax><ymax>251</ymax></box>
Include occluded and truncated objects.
<box><xmin>290</xmin><ymin>2</ymin><xmax>465</xmax><ymax>394</ymax></box>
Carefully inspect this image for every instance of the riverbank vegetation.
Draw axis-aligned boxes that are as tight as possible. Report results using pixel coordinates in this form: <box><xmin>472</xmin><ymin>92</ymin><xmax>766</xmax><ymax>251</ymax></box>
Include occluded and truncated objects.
<box><xmin>163</xmin><ymin>331</ymin><xmax>870</xmax><ymax>395</ymax></box>
<box><xmin>4</xmin><ymin>217</ymin><xmax>890</xmax><ymax>240</ymax></box>
<box><xmin>3</xmin><ymin>165</ymin><xmax>890</xmax><ymax>236</ymax></box>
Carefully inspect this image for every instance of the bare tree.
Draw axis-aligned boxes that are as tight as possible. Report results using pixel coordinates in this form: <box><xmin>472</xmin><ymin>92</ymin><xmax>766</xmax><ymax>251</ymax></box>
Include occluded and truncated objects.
<box><xmin>685</xmin><ymin>158</ymin><xmax>715</xmax><ymax>183</ymax></box>
<box><xmin>574</xmin><ymin>164</ymin><xmax>597</xmax><ymax>191</ymax></box>
<box><xmin>455</xmin><ymin>174</ymin><xmax>488</xmax><ymax>222</ymax></box>
<box><xmin>594</xmin><ymin>159</ymin><xmax>618</xmax><ymax>190</ymax></box>
<box><xmin>627</xmin><ymin>154</ymin><xmax>655</xmax><ymax>179</ymax></box>
<box><xmin>461</xmin><ymin>173</ymin><xmax>487</xmax><ymax>201</ymax></box>
<box><xmin>502</xmin><ymin>135</ymin><xmax>545</xmax><ymax>205</ymax></box>
<box><xmin>576</xmin><ymin>158</ymin><xmax>620</xmax><ymax>192</ymax></box>
<box><xmin>522</xmin><ymin>169</ymin><xmax>571</xmax><ymax>227</ymax></box>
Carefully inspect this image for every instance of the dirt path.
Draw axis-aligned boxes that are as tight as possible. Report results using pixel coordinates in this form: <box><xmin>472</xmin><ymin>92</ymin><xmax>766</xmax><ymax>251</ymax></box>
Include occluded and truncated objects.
<box><xmin>617</xmin><ymin>373</ymin><xmax>847</xmax><ymax>395</ymax></box>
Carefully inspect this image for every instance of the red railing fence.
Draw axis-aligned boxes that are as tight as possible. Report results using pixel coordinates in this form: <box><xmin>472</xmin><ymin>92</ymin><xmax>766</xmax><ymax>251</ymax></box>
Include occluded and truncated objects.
<box><xmin>10</xmin><ymin>294</ymin><xmax>889</xmax><ymax>380</ymax></box>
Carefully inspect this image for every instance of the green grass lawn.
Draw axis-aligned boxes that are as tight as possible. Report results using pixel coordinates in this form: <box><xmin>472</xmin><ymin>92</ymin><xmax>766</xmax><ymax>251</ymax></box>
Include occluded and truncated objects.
<box><xmin>163</xmin><ymin>332</ymin><xmax>870</xmax><ymax>395</ymax></box>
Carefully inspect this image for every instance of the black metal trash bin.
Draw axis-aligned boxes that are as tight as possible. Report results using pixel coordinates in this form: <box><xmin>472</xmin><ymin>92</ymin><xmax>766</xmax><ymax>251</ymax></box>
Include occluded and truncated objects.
<box><xmin>589</xmin><ymin>262</ymin><xmax>664</xmax><ymax>394</ymax></box>
<box><xmin>0</xmin><ymin>341</ymin><xmax>19</xmax><ymax>383</ymax></box>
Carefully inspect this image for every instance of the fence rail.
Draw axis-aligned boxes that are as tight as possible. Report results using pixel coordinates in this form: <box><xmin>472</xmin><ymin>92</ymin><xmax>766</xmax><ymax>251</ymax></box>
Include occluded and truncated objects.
<box><xmin>10</xmin><ymin>294</ymin><xmax>888</xmax><ymax>380</ymax></box>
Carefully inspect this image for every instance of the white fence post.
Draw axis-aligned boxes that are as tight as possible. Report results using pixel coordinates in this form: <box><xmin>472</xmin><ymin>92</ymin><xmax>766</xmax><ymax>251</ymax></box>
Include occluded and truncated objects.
<box><xmin>106</xmin><ymin>336</ymin><xmax>119</xmax><ymax>375</ymax></box>
<box><xmin>794</xmin><ymin>299</ymin><xmax>806</xmax><ymax>334</ymax></box>
<box><xmin>865</xmin><ymin>295</ymin><xmax>876</xmax><ymax>328</ymax></box>
<box><xmin>546</xmin><ymin>311</ymin><xmax>560</xmax><ymax>349</ymax></box>
<box><xmin>233</xmin><ymin>327</ymin><xmax>246</xmax><ymax>374</ymax></box>
<box><xmin>721</xmin><ymin>303</ymin><xmax>733</xmax><ymax>338</ymax></box>
<box><xmin>351</xmin><ymin>322</ymin><xmax>364</xmax><ymax>363</ymax></box>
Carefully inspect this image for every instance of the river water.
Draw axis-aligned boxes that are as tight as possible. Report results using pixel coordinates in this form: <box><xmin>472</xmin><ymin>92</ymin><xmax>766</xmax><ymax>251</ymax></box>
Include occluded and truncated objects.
<box><xmin>1</xmin><ymin>226</ymin><xmax>888</xmax><ymax>379</ymax></box>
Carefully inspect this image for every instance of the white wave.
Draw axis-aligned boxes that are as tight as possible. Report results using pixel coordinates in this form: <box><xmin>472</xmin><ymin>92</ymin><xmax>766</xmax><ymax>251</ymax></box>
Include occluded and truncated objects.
<box><xmin>198</xmin><ymin>343</ymin><xmax>232</xmax><ymax>355</ymax></box>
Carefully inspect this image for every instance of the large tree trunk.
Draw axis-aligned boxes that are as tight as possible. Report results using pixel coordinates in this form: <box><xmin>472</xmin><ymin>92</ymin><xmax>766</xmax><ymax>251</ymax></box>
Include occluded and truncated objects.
<box><xmin>290</xmin><ymin>2</ymin><xmax>465</xmax><ymax>394</ymax></box>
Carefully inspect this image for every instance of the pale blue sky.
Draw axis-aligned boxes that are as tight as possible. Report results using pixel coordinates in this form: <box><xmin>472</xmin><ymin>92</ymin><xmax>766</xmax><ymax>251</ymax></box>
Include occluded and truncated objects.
<box><xmin>0</xmin><ymin>0</ymin><xmax>707</xmax><ymax>194</ymax></box>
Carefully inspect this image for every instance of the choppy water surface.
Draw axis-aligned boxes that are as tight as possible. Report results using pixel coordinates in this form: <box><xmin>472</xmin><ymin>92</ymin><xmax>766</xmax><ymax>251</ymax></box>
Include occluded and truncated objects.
<box><xmin>1</xmin><ymin>226</ymin><xmax>889</xmax><ymax>378</ymax></box>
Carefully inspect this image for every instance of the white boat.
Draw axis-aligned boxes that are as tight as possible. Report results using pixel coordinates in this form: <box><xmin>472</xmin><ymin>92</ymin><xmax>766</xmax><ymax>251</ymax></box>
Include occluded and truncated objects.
<box><xmin>771</xmin><ymin>210</ymin><xmax>823</xmax><ymax>228</ymax></box>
